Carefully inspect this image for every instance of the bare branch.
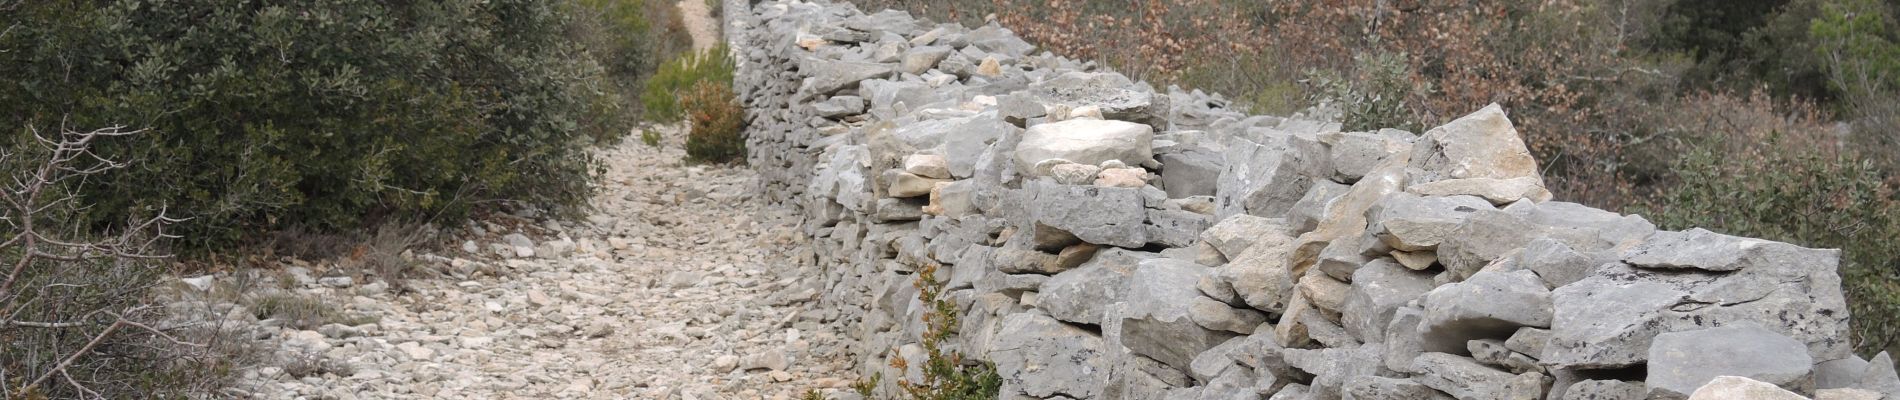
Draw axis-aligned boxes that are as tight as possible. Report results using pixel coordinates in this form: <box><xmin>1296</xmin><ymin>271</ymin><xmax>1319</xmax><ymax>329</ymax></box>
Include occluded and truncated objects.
<box><xmin>22</xmin><ymin>319</ymin><xmax>124</xmax><ymax>394</ymax></box>
<box><xmin>1</xmin><ymin>319</ymin><xmax>91</xmax><ymax>328</ymax></box>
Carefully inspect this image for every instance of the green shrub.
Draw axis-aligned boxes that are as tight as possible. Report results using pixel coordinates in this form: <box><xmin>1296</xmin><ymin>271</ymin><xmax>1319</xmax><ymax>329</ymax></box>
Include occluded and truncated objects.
<box><xmin>644</xmin><ymin>45</ymin><xmax>738</xmax><ymax>122</ymax></box>
<box><xmin>0</xmin><ymin>0</ymin><xmax>639</xmax><ymax>249</ymax></box>
<box><xmin>682</xmin><ymin>81</ymin><xmax>747</xmax><ymax>163</ymax></box>
<box><xmin>1303</xmin><ymin>51</ymin><xmax>1432</xmax><ymax>132</ymax></box>
<box><xmin>571</xmin><ymin>0</ymin><xmax>695</xmax><ymax>120</ymax></box>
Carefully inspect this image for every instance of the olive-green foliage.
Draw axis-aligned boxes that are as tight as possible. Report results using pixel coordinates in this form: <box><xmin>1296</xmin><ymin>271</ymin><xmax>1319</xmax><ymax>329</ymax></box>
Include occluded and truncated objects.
<box><xmin>250</xmin><ymin>292</ymin><xmax>377</xmax><ymax>331</ymax></box>
<box><xmin>0</xmin><ymin>0</ymin><xmax>637</xmax><ymax>249</ymax></box>
<box><xmin>642</xmin><ymin>129</ymin><xmax>665</xmax><ymax>147</ymax></box>
<box><xmin>571</xmin><ymin>0</ymin><xmax>695</xmax><ymax>121</ymax></box>
<box><xmin>644</xmin><ymin>45</ymin><xmax>738</xmax><ymax>122</ymax></box>
<box><xmin>1304</xmin><ymin>51</ymin><xmax>1432</xmax><ymax>133</ymax></box>
<box><xmin>1641</xmin><ymin>133</ymin><xmax>1900</xmax><ymax>354</ymax></box>
<box><xmin>682</xmin><ymin>81</ymin><xmax>747</xmax><ymax>163</ymax></box>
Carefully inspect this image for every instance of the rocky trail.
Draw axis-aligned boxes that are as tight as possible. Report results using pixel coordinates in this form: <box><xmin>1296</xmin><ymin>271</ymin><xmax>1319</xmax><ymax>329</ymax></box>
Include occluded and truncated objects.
<box><xmin>218</xmin><ymin>126</ymin><xmax>856</xmax><ymax>399</ymax></box>
<box><xmin>204</xmin><ymin>2</ymin><xmax>869</xmax><ymax>398</ymax></box>
<box><xmin>679</xmin><ymin>0</ymin><xmax>722</xmax><ymax>52</ymax></box>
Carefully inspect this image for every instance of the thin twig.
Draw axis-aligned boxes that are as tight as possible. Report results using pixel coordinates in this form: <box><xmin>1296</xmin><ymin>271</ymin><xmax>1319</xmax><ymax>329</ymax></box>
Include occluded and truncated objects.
<box><xmin>22</xmin><ymin>319</ymin><xmax>125</xmax><ymax>394</ymax></box>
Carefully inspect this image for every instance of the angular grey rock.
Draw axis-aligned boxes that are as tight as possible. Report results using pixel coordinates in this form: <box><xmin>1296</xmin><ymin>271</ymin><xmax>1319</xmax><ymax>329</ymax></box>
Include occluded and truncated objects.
<box><xmin>1412</xmin><ymin>352</ymin><xmax>1548</xmax><ymax>400</ymax></box>
<box><xmin>1214</xmin><ymin>235</ymin><xmax>1298</xmax><ymax>313</ymax></box>
<box><xmin>1560</xmin><ymin>380</ymin><xmax>1646</xmax><ymax>400</ymax></box>
<box><xmin>1215</xmin><ymin>130</ymin><xmax>1322</xmax><ymax>219</ymax></box>
<box><xmin>1505</xmin><ymin>327</ymin><xmax>1552</xmax><ymax>360</ymax></box>
<box><xmin>1298</xmin><ymin>273</ymin><xmax>1352</xmax><ymax>314</ymax></box>
<box><xmin>999</xmin><ymin>92</ymin><xmax>1048</xmax><ymax>125</ymax></box>
<box><xmin>1405</xmin><ymin>104</ymin><xmax>1547</xmax><ymax>195</ymax></box>
<box><xmin>1859</xmin><ymin>351</ymin><xmax>1900</xmax><ymax>397</ymax></box>
<box><xmin>932</xmin><ymin>179</ymin><xmax>979</xmax><ymax>217</ymax></box>
<box><xmin>1469</xmin><ymin>339</ymin><xmax>1543</xmax><ymax>374</ymax></box>
<box><xmin>1814</xmin><ymin>355</ymin><xmax>1870</xmax><ymax>390</ymax></box>
<box><xmin>1421</xmin><ymin>269</ymin><xmax>1554</xmax><ymax>353</ymax></box>
<box><xmin>1285</xmin><ymin>344</ymin><xmax>1387</xmax><ymax>399</ymax></box>
<box><xmin>1544</xmin><ymin>251</ymin><xmax>1849</xmax><ymax>369</ymax></box>
<box><xmin>1197</xmin><ymin>365</ymin><xmax>1268</xmax><ymax>400</ymax></box>
<box><xmin>887</xmin><ymin>171</ymin><xmax>946</xmax><ymax>197</ymax></box>
<box><xmin>1436</xmin><ymin>209</ymin><xmax>1537</xmax><ymax>279</ymax></box>
<box><xmin>1033</xmin><ymin>71</ymin><xmax>1168</xmax><ymax>126</ymax></box>
<box><xmin>900</xmin><ymin>45</ymin><xmax>953</xmax><ymax>74</ymax></box>
<box><xmin>1189</xmin><ymin>295</ymin><xmax>1270</xmax><ymax>335</ymax></box>
<box><xmin>1028</xmin><ymin>179</ymin><xmax>1150</xmax><ymax>248</ymax></box>
<box><xmin>1684</xmin><ymin>376</ymin><xmax>1808</xmax><ymax>400</ymax></box>
<box><xmin>1516</xmin><ymin>238</ymin><xmax>1604</xmax><ymax>288</ymax></box>
<box><xmin>1343</xmin><ymin>376</ymin><xmax>1455</xmax><ymax>400</ymax></box>
<box><xmin>972</xmin><ymin>270</ymin><xmax>1046</xmax><ymax>298</ymax></box>
<box><xmin>1159</xmin><ymin>147</ymin><xmax>1224</xmax><ymax>199</ymax></box>
<box><xmin>1102</xmin><ymin>352</ymin><xmax>1185</xmax><ymax>400</ymax></box>
<box><xmin>1119</xmin><ymin>258</ymin><xmax>1238</xmax><ymax>371</ymax></box>
<box><xmin>1188</xmin><ymin>336</ymin><xmax>1251</xmax><ymax>382</ymax></box>
<box><xmin>805</xmin><ymin>59</ymin><xmax>894</xmax><ymax>96</ymax></box>
<box><xmin>987</xmin><ymin>313</ymin><xmax>1110</xmax><ymax>399</ymax></box>
<box><xmin>1302</xmin><ymin>311</ymin><xmax>1361</xmax><ymax>348</ymax></box>
<box><xmin>1287</xmin><ymin>179</ymin><xmax>1351</xmax><ymax>234</ymax></box>
<box><xmin>1270</xmin><ymin>384</ymin><xmax>1312</xmax><ymax>400</ymax></box>
<box><xmin>874</xmin><ymin>197</ymin><xmax>926</xmax><ymax>221</ymax></box>
<box><xmin>1624</xmin><ymin>228</ymin><xmax>1771</xmax><ymax>272</ymax></box>
<box><xmin>1342</xmin><ymin>258</ymin><xmax>1437</xmax><ymax>340</ymax></box>
<box><xmin>1407</xmin><ymin>176</ymin><xmax>1554</xmax><ymax>204</ymax></box>
<box><xmin>1646</xmin><ymin>326</ymin><xmax>1815</xmax><ymax>399</ymax></box>
<box><xmin>903</xmin><ymin>154</ymin><xmax>952</xmax><ymax>179</ymax></box>
<box><xmin>1039</xmin><ymin>248</ymin><xmax>1155</xmax><ymax>325</ymax></box>
<box><xmin>1322</xmin><ymin>129</ymin><xmax>1414</xmax><ymax>184</ymax></box>
<box><xmin>1385</xmin><ymin>305</ymin><xmax>1428</xmax><ymax>373</ymax></box>
<box><xmin>1147</xmin><ymin>208</ymin><xmax>1216</xmax><ymax>249</ymax></box>
<box><xmin>1015</xmin><ymin>119</ymin><xmax>1155</xmax><ymax>174</ymax></box>
<box><xmin>1200</xmin><ymin>214</ymin><xmax>1290</xmax><ymax>260</ymax></box>
<box><xmin>1050</xmin><ymin>162</ymin><xmax>1104</xmax><ymax>185</ymax></box>
<box><xmin>1369</xmin><ymin>193</ymin><xmax>1494</xmax><ymax>251</ymax></box>
<box><xmin>990</xmin><ymin>246</ymin><xmax>1058</xmax><ymax>275</ymax></box>
<box><xmin>814</xmin><ymin>95</ymin><xmax>867</xmax><ymax>117</ymax></box>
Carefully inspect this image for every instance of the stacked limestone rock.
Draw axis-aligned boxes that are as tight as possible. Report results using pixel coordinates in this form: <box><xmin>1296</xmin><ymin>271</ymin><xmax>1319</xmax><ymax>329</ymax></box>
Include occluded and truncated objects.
<box><xmin>731</xmin><ymin>1</ymin><xmax>1900</xmax><ymax>399</ymax></box>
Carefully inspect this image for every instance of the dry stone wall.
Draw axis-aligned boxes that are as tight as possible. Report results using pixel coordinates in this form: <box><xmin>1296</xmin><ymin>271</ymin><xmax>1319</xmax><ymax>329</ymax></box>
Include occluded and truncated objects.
<box><xmin>729</xmin><ymin>1</ymin><xmax>1900</xmax><ymax>399</ymax></box>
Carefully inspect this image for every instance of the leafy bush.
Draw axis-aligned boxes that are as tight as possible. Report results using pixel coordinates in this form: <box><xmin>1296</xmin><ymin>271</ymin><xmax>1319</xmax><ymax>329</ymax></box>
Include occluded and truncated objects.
<box><xmin>644</xmin><ymin>45</ymin><xmax>738</xmax><ymax>122</ymax></box>
<box><xmin>570</xmin><ymin>0</ymin><xmax>696</xmax><ymax>121</ymax></box>
<box><xmin>0</xmin><ymin>0</ymin><xmax>637</xmax><ymax>249</ymax></box>
<box><xmin>1303</xmin><ymin>51</ymin><xmax>1433</xmax><ymax>133</ymax></box>
<box><xmin>682</xmin><ymin>81</ymin><xmax>748</xmax><ymax>163</ymax></box>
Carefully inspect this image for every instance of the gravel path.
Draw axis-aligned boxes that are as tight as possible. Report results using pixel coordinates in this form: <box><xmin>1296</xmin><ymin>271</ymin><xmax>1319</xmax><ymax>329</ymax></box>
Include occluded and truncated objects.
<box><xmin>226</xmin><ymin>127</ymin><xmax>857</xmax><ymax>399</ymax></box>
<box><xmin>678</xmin><ymin>0</ymin><xmax>721</xmax><ymax>51</ymax></box>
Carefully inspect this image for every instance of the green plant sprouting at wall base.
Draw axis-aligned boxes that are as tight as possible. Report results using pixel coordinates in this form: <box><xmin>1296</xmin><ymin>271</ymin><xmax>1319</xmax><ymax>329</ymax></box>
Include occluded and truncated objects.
<box><xmin>882</xmin><ymin>263</ymin><xmax>1002</xmax><ymax>400</ymax></box>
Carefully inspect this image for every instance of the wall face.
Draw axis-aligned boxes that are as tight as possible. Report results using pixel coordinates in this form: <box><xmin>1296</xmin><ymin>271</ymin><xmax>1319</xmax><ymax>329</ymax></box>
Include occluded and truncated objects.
<box><xmin>730</xmin><ymin>1</ymin><xmax>1888</xmax><ymax>399</ymax></box>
